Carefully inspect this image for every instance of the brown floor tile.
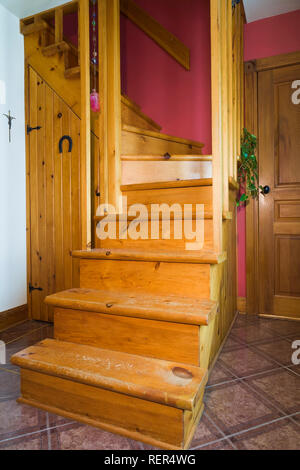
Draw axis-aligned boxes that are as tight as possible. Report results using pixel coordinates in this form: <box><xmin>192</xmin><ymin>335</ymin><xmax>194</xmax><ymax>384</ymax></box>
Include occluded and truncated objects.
<box><xmin>0</xmin><ymin>399</ymin><xmax>48</xmax><ymax>441</ymax></box>
<box><xmin>0</xmin><ymin>320</ymin><xmax>48</xmax><ymax>344</ymax></box>
<box><xmin>232</xmin><ymin>315</ymin><xmax>260</xmax><ymax>329</ymax></box>
<box><xmin>49</xmin><ymin>422</ymin><xmax>142</xmax><ymax>450</ymax></box>
<box><xmin>254</xmin><ymin>337</ymin><xmax>298</xmax><ymax>367</ymax></box>
<box><xmin>231</xmin><ymin>418</ymin><xmax>300</xmax><ymax>450</ymax></box>
<box><xmin>0</xmin><ymin>430</ymin><xmax>49</xmax><ymax>450</ymax></box>
<box><xmin>0</xmin><ymin>369</ymin><xmax>20</xmax><ymax>399</ymax></box>
<box><xmin>287</xmin><ymin>365</ymin><xmax>300</xmax><ymax>376</ymax></box>
<box><xmin>222</xmin><ymin>336</ymin><xmax>244</xmax><ymax>352</ymax></box>
<box><xmin>207</xmin><ymin>363</ymin><xmax>236</xmax><ymax>386</ymax></box>
<box><xmin>47</xmin><ymin>411</ymin><xmax>75</xmax><ymax>427</ymax></box>
<box><xmin>189</xmin><ymin>413</ymin><xmax>223</xmax><ymax>448</ymax></box>
<box><xmin>245</xmin><ymin>368</ymin><xmax>300</xmax><ymax>415</ymax></box>
<box><xmin>263</xmin><ymin>319</ymin><xmax>300</xmax><ymax>337</ymax></box>
<box><xmin>218</xmin><ymin>346</ymin><xmax>278</xmax><ymax>378</ymax></box>
<box><xmin>231</xmin><ymin>324</ymin><xmax>280</xmax><ymax>345</ymax></box>
<box><xmin>4</xmin><ymin>326</ymin><xmax>54</xmax><ymax>366</ymax></box>
<box><xmin>204</xmin><ymin>381</ymin><xmax>282</xmax><ymax>435</ymax></box>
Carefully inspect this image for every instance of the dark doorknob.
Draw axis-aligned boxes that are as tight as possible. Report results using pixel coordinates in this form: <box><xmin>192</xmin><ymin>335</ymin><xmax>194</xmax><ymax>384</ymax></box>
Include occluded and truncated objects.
<box><xmin>263</xmin><ymin>185</ymin><xmax>270</xmax><ymax>195</ymax></box>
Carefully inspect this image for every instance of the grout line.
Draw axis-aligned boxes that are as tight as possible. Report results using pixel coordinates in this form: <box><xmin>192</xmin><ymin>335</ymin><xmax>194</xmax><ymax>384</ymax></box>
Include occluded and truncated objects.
<box><xmin>0</xmin><ymin>420</ymin><xmax>75</xmax><ymax>445</ymax></box>
<box><xmin>46</xmin><ymin>413</ymin><xmax>51</xmax><ymax>450</ymax></box>
<box><xmin>191</xmin><ymin>412</ymin><xmax>300</xmax><ymax>449</ymax></box>
<box><xmin>206</xmin><ymin>365</ymin><xmax>284</xmax><ymax>389</ymax></box>
<box><xmin>204</xmin><ymin>412</ymin><xmax>238</xmax><ymax>450</ymax></box>
<box><xmin>0</xmin><ymin>366</ymin><xmax>20</xmax><ymax>375</ymax></box>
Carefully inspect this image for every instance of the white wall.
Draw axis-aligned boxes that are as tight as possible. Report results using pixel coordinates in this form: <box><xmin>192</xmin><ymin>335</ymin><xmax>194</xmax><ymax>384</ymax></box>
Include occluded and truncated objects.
<box><xmin>0</xmin><ymin>3</ymin><xmax>26</xmax><ymax>311</ymax></box>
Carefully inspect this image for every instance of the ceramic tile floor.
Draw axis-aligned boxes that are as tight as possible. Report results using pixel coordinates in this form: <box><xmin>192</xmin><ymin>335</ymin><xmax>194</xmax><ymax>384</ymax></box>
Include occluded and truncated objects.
<box><xmin>0</xmin><ymin>314</ymin><xmax>299</xmax><ymax>450</ymax></box>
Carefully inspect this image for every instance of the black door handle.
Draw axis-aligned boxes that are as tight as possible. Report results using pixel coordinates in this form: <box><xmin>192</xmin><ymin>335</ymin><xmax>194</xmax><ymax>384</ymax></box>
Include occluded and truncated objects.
<box><xmin>262</xmin><ymin>185</ymin><xmax>271</xmax><ymax>195</ymax></box>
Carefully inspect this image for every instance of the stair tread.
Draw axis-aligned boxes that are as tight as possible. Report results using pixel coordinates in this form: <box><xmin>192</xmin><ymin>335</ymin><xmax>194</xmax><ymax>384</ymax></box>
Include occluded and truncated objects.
<box><xmin>45</xmin><ymin>288</ymin><xmax>218</xmax><ymax>326</ymax></box>
<box><xmin>42</xmin><ymin>41</ymin><xmax>70</xmax><ymax>56</ymax></box>
<box><xmin>11</xmin><ymin>339</ymin><xmax>207</xmax><ymax>411</ymax></box>
<box><xmin>121</xmin><ymin>178</ymin><xmax>212</xmax><ymax>192</ymax></box>
<box><xmin>72</xmin><ymin>247</ymin><xmax>226</xmax><ymax>264</ymax></box>
<box><xmin>121</xmin><ymin>155</ymin><xmax>212</xmax><ymax>161</ymax></box>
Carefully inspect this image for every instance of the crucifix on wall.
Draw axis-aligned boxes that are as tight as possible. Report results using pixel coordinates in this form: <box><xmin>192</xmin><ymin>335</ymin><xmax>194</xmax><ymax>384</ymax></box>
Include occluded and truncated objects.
<box><xmin>3</xmin><ymin>110</ymin><xmax>16</xmax><ymax>143</ymax></box>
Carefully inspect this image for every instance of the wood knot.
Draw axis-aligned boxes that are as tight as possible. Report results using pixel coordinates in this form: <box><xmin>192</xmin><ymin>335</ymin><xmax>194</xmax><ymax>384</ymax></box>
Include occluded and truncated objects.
<box><xmin>172</xmin><ymin>367</ymin><xmax>193</xmax><ymax>380</ymax></box>
<box><xmin>106</xmin><ymin>251</ymin><xmax>111</xmax><ymax>256</ymax></box>
<box><xmin>106</xmin><ymin>303</ymin><xmax>113</xmax><ymax>308</ymax></box>
<box><xmin>163</xmin><ymin>152</ymin><xmax>171</xmax><ymax>160</ymax></box>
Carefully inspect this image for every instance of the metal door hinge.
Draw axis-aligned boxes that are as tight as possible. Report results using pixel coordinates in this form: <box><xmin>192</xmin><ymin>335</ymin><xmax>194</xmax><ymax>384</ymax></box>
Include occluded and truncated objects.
<box><xmin>27</xmin><ymin>125</ymin><xmax>42</xmax><ymax>135</ymax></box>
<box><xmin>29</xmin><ymin>283</ymin><xmax>43</xmax><ymax>294</ymax></box>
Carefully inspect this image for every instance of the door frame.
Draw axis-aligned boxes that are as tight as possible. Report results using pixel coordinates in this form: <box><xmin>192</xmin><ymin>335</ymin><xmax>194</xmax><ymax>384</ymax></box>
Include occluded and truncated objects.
<box><xmin>245</xmin><ymin>50</ymin><xmax>300</xmax><ymax>315</ymax></box>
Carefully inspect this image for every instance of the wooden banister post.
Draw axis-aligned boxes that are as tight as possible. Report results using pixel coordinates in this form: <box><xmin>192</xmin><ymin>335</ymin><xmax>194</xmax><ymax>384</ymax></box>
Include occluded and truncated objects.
<box><xmin>55</xmin><ymin>7</ymin><xmax>64</xmax><ymax>43</ymax></box>
<box><xmin>210</xmin><ymin>0</ymin><xmax>223</xmax><ymax>253</ymax></box>
<box><xmin>98</xmin><ymin>0</ymin><xmax>122</xmax><ymax>215</ymax></box>
<box><xmin>79</xmin><ymin>0</ymin><xmax>91</xmax><ymax>248</ymax></box>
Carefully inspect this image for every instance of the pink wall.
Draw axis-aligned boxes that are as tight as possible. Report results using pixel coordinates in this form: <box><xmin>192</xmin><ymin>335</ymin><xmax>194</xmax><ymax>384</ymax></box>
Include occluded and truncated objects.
<box><xmin>237</xmin><ymin>9</ymin><xmax>300</xmax><ymax>299</ymax></box>
<box><xmin>121</xmin><ymin>0</ymin><xmax>212</xmax><ymax>154</ymax></box>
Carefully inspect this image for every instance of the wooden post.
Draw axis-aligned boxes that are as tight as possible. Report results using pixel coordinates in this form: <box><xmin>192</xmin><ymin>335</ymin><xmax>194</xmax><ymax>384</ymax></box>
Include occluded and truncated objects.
<box><xmin>221</xmin><ymin>0</ymin><xmax>229</xmax><ymax>212</ymax></box>
<box><xmin>79</xmin><ymin>0</ymin><xmax>91</xmax><ymax>248</ymax></box>
<box><xmin>55</xmin><ymin>7</ymin><xmax>64</xmax><ymax>43</ymax></box>
<box><xmin>227</xmin><ymin>0</ymin><xmax>233</xmax><ymax>180</ymax></box>
<box><xmin>210</xmin><ymin>0</ymin><xmax>223</xmax><ymax>253</ymax></box>
<box><xmin>98</xmin><ymin>0</ymin><xmax>122</xmax><ymax>214</ymax></box>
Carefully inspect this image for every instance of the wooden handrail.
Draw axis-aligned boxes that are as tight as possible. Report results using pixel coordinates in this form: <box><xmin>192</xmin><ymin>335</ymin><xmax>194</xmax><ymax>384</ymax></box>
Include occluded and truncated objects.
<box><xmin>120</xmin><ymin>0</ymin><xmax>190</xmax><ymax>71</ymax></box>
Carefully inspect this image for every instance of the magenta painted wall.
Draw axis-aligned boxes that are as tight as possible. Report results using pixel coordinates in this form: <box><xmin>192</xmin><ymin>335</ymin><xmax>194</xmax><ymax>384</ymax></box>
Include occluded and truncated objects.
<box><xmin>237</xmin><ymin>9</ymin><xmax>300</xmax><ymax>299</ymax></box>
<box><xmin>120</xmin><ymin>0</ymin><xmax>212</xmax><ymax>154</ymax></box>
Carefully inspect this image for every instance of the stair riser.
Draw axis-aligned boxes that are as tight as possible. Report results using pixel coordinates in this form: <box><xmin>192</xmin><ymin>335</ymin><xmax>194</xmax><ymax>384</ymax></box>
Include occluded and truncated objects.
<box><xmin>79</xmin><ymin>259</ymin><xmax>211</xmax><ymax>299</ymax></box>
<box><xmin>123</xmin><ymin>186</ymin><xmax>212</xmax><ymax>213</ymax></box>
<box><xmin>95</xmin><ymin>218</ymin><xmax>213</xmax><ymax>251</ymax></box>
<box><xmin>122</xmin><ymin>161</ymin><xmax>212</xmax><ymax>185</ymax></box>
<box><xmin>19</xmin><ymin>368</ymin><xmax>205</xmax><ymax>449</ymax></box>
<box><xmin>54</xmin><ymin>307</ymin><xmax>201</xmax><ymax>365</ymax></box>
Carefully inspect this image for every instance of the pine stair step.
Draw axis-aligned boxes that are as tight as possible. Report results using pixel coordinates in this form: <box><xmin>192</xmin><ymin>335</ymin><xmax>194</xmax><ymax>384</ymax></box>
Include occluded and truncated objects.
<box><xmin>64</xmin><ymin>66</ymin><xmax>80</xmax><ymax>79</ymax></box>
<box><xmin>94</xmin><ymin>210</ymin><xmax>232</xmax><ymax>221</ymax></box>
<box><xmin>121</xmin><ymin>178</ymin><xmax>212</xmax><ymax>192</ymax></box>
<box><xmin>12</xmin><ymin>340</ymin><xmax>207</xmax><ymax>449</ymax></box>
<box><xmin>12</xmin><ymin>338</ymin><xmax>207</xmax><ymax>410</ymax></box>
<box><xmin>45</xmin><ymin>288</ymin><xmax>218</xmax><ymax>326</ymax></box>
<box><xmin>121</xmin><ymin>155</ymin><xmax>213</xmax><ymax>162</ymax></box>
<box><xmin>42</xmin><ymin>41</ymin><xmax>70</xmax><ymax>57</ymax></box>
<box><xmin>72</xmin><ymin>248</ymin><xmax>226</xmax><ymax>264</ymax></box>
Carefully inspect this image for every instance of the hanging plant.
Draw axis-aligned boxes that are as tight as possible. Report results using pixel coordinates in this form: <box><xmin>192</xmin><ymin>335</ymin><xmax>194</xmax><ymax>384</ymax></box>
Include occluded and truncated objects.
<box><xmin>237</xmin><ymin>128</ymin><xmax>264</xmax><ymax>206</ymax></box>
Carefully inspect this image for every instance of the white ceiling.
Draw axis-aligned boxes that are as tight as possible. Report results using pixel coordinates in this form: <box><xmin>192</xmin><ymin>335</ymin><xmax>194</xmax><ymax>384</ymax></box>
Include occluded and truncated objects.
<box><xmin>0</xmin><ymin>0</ymin><xmax>300</xmax><ymax>22</ymax></box>
<box><xmin>0</xmin><ymin>0</ymin><xmax>67</xmax><ymax>19</ymax></box>
<box><xmin>243</xmin><ymin>0</ymin><xmax>300</xmax><ymax>22</ymax></box>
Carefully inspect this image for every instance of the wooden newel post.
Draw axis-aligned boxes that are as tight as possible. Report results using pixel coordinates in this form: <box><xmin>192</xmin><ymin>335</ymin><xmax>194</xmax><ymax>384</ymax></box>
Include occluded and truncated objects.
<box><xmin>79</xmin><ymin>0</ymin><xmax>91</xmax><ymax>249</ymax></box>
<box><xmin>98</xmin><ymin>0</ymin><xmax>122</xmax><ymax>215</ymax></box>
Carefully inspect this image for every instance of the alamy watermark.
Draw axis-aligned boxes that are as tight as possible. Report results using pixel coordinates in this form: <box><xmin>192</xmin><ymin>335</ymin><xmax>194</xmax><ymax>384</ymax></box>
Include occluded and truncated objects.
<box><xmin>292</xmin><ymin>340</ymin><xmax>300</xmax><ymax>365</ymax></box>
<box><xmin>0</xmin><ymin>340</ymin><xmax>6</xmax><ymax>365</ymax></box>
<box><xmin>291</xmin><ymin>80</ymin><xmax>300</xmax><ymax>105</ymax></box>
<box><xmin>96</xmin><ymin>197</ymin><xmax>205</xmax><ymax>251</ymax></box>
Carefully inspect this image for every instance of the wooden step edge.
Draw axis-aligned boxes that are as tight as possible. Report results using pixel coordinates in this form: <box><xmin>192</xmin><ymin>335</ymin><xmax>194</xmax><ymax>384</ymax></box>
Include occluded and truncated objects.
<box><xmin>12</xmin><ymin>339</ymin><xmax>208</xmax><ymax>411</ymax></box>
<box><xmin>72</xmin><ymin>248</ymin><xmax>227</xmax><ymax>264</ymax></box>
<box><xmin>94</xmin><ymin>210</ymin><xmax>213</xmax><ymax>222</ymax></box>
<box><xmin>122</xmin><ymin>124</ymin><xmax>204</xmax><ymax>149</ymax></box>
<box><xmin>45</xmin><ymin>289</ymin><xmax>218</xmax><ymax>326</ymax></box>
<box><xmin>121</xmin><ymin>178</ymin><xmax>213</xmax><ymax>192</ymax></box>
<box><xmin>64</xmin><ymin>66</ymin><xmax>80</xmax><ymax>79</ymax></box>
<box><xmin>121</xmin><ymin>155</ymin><xmax>212</xmax><ymax>162</ymax></box>
<box><xmin>42</xmin><ymin>41</ymin><xmax>70</xmax><ymax>57</ymax></box>
<box><xmin>121</xmin><ymin>97</ymin><xmax>162</xmax><ymax>132</ymax></box>
<box><xmin>94</xmin><ymin>211</ymin><xmax>231</xmax><ymax>222</ymax></box>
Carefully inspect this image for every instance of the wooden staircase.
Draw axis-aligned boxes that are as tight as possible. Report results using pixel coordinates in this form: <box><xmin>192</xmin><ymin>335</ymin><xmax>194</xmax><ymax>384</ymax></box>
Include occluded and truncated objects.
<box><xmin>12</xmin><ymin>0</ymin><xmax>239</xmax><ymax>450</ymax></box>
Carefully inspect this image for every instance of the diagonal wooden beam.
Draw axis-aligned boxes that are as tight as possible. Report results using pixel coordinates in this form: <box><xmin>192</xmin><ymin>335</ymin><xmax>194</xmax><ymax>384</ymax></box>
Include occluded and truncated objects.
<box><xmin>120</xmin><ymin>0</ymin><xmax>190</xmax><ymax>71</ymax></box>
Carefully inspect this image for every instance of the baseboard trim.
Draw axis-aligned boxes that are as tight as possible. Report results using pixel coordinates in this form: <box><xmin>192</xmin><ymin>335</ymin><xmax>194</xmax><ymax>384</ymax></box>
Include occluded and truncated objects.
<box><xmin>0</xmin><ymin>304</ymin><xmax>28</xmax><ymax>332</ymax></box>
<box><xmin>237</xmin><ymin>297</ymin><xmax>246</xmax><ymax>314</ymax></box>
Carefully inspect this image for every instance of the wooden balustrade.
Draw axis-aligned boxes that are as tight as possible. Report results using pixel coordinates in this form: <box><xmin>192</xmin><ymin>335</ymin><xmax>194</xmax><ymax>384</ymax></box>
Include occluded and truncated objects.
<box><xmin>210</xmin><ymin>0</ymin><xmax>245</xmax><ymax>251</ymax></box>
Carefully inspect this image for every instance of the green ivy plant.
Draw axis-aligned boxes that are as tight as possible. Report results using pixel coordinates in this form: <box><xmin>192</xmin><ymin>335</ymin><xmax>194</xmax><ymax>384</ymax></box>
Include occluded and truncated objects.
<box><xmin>237</xmin><ymin>128</ymin><xmax>264</xmax><ymax>206</ymax></box>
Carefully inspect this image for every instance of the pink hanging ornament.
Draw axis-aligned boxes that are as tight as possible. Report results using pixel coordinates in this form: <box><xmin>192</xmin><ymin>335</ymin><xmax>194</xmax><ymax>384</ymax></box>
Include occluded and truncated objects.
<box><xmin>90</xmin><ymin>89</ymin><xmax>100</xmax><ymax>113</ymax></box>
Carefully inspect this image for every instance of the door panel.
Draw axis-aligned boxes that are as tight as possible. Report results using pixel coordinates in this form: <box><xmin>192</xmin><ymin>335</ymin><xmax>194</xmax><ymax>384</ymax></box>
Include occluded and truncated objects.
<box><xmin>258</xmin><ymin>64</ymin><xmax>300</xmax><ymax>319</ymax></box>
<box><xmin>28</xmin><ymin>67</ymin><xmax>81</xmax><ymax>321</ymax></box>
